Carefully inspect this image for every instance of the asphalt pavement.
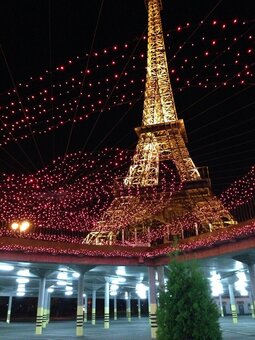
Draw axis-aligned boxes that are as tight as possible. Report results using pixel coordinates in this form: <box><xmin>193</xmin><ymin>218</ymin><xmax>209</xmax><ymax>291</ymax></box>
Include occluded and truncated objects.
<box><xmin>0</xmin><ymin>316</ymin><xmax>255</xmax><ymax>339</ymax></box>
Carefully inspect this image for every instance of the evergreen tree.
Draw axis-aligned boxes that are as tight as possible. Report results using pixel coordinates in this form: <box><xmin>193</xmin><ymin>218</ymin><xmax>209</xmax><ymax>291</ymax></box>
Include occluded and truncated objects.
<box><xmin>157</xmin><ymin>260</ymin><xmax>222</xmax><ymax>340</ymax></box>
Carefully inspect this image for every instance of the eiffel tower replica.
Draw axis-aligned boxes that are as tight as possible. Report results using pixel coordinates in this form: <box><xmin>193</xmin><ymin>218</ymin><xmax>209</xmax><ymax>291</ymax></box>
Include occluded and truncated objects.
<box><xmin>83</xmin><ymin>0</ymin><xmax>235</xmax><ymax>246</ymax></box>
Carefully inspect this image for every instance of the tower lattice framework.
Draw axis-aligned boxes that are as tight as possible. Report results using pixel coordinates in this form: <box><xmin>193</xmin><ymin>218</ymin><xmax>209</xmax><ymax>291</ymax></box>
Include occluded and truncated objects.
<box><xmin>83</xmin><ymin>0</ymin><xmax>235</xmax><ymax>246</ymax></box>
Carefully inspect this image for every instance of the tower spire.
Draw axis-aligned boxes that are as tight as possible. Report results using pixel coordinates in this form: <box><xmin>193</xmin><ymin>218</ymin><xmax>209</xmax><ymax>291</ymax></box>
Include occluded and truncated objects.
<box><xmin>143</xmin><ymin>0</ymin><xmax>177</xmax><ymax>126</ymax></box>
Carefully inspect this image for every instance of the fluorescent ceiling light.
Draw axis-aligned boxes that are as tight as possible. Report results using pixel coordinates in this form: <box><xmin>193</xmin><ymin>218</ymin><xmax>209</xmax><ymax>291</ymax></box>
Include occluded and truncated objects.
<box><xmin>72</xmin><ymin>272</ymin><xmax>80</xmax><ymax>278</ymax></box>
<box><xmin>16</xmin><ymin>278</ymin><xmax>29</xmax><ymax>284</ymax></box>
<box><xmin>110</xmin><ymin>291</ymin><xmax>117</xmax><ymax>296</ymax></box>
<box><xmin>57</xmin><ymin>272</ymin><xmax>68</xmax><ymax>280</ymax></box>
<box><xmin>0</xmin><ymin>263</ymin><xmax>14</xmax><ymax>271</ymax></box>
<box><xmin>17</xmin><ymin>269</ymin><xmax>30</xmax><ymax>276</ymax></box>
<box><xmin>65</xmin><ymin>286</ymin><xmax>73</xmax><ymax>291</ymax></box>
<box><xmin>65</xmin><ymin>291</ymin><xmax>73</xmax><ymax>296</ymax></box>
<box><xmin>16</xmin><ymin>292</ymin><xmax>25</xmax><ymax>296</ymax></box>
<box><xmin>116</xmin><ymin>266</ymin><xmax>126</xmax><ymax>276</ymax></box>
<box><xmin>47</xmin><ymin>287</ymin><xmax>54</xmax><ymax>293</ymax></box>
<box><xmin>17</xmin><ymin>286</ymin><xmax>25</xmax><ymax>293</ymax></box>
<box><xmin>56</xmin><ymin>280</ymin><xmax>67</xmax><ymax>286</ymax></box>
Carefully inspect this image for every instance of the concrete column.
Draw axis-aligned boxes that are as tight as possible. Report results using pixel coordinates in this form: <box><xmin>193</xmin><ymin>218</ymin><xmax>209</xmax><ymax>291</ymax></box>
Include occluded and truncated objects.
<box><xmin>47</xmin><ymin>292</ymin><xmax>51</xmax><ymax>324</ymax></box>
<box><xmin>36</xmin><ymin>277</ymin><xmax>46</xmax><ymax>335</ymax></box>
<box><xmin>228</xmin><ymin>282</ymin><xmax>238</xmax><ymax>323</ymax></box>
<box><xmin>137</xmin><ymin>296</ymin><xmax>141</xmax><ymax>319</ymax></box>
<box><xmin>218</xmin><ymin>295</ymin><xmax>224</xmax><ymax>317</ymax></box>
<box><xmin>157</xmin><ymin>266</ymin><xmax>165</xmax><ymax>292</ymax></box>
<box><xmin>114</xmin><ymin>295</ymin><xmax>117</xmax><ymax>320</ymax></box>
<box><xmin>92</xmin><ymin>289</ymin><xmax>96</xmax><ymax>325</ymax></box>
<box><xmin>76</xmin><ymin>273</ymin><xmax>84</xmax><ymax>336</ymax></box>
<box><xmin>6</xmin><ymin>295</ymin><xmax>12</xmax><ymax>323</ymax></box>
<box><xmin>127</xmin><ymin>292</ymin><xmax>131</xmax><ymax>322</ymax></box>
<box><xmin>42</xmin><ymin>291</ymin><xmax>48</xmax><ymax>328</ymax></box>
<box><xmin>104</xmin><ymin>281</ymin><xmax>110</xmax><ymax>329</ymax></box>
<box><xmin>249</xmin><ymin>290</ymin><xmax>255</xmax><ymax>318</ymax></box>
<box><xmin>148</xmin><ymin>267</ymin><xmax>157</xmax><ymax>339</ymax></box>
<box><xmin>84</xmin><ymin>294</ymin><xmax>87</xmax><ymax>322</ymax></box>
<box><xmin>248</xmin><ymin>264</ymin><xmax>255</xmax><ymax>314</ymax></box>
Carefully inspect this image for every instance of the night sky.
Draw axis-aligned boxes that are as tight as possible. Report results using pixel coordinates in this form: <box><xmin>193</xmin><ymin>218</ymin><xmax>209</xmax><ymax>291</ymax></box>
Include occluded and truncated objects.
<box><xmin>0</xmin><ymin>0</ymin><xmax>254</xmax><ymax>195</ymax></box>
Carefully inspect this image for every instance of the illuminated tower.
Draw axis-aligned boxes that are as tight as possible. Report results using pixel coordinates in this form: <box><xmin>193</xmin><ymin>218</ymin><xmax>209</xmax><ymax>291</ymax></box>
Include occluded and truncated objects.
<box><xmin>83</xmin><ymin>0</ymin><xmax>235</xmax><ymax>246</ymax></box>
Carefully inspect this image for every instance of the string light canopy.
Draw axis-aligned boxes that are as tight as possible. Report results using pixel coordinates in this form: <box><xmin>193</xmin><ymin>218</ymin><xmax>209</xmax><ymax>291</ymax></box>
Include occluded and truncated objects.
<box><xmin>0</xmin><ymin>19</ymin><xmax>254</xmax><ymax>147</ymax></box>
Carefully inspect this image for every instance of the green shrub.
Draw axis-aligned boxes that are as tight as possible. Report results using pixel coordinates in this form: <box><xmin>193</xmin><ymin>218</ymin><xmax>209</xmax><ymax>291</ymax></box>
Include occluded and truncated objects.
<box><xmin>157</xmin><ymin>260</ymin><xmax>222</xmax><ymax>340</ymax></box>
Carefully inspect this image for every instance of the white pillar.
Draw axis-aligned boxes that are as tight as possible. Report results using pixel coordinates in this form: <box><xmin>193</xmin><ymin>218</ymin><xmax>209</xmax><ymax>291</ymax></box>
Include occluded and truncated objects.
<box><xmin>84</xmin><ymin>293</ymin><xmax>87</xmax><ymax>322</ymax></box>
<box><xmin>228</xmin><ymin>282</ymin><xmax>238</xmax><ymax>323</ymax></box>
<box><xmin>92</xmin><ymin>289</ymin><xmax>96</xmax><ymax>325</ymax></box>
<box><xmin>249</xmin><ymin>290</ymin><xmax>255</xmax><ymax>318</ymax></box>
<box><xmin>76</xmin><ymin>274</ymin><xmax>84</xmax><ymax>336</ymax></box>
<box><xmin>47</xmin><ymin>292</ymin><xmax>51</xmax><ymax>324</ymax></box>
<box><xmin>137</xmin><ymin>296</ymin><xmax>141</xmax><ymax>319</ymax></box>
<box><xmin>42</xmin><ymin>290</ymin><xmax>48</xmax><ymax>328</ymax></box>
<box><xmin>36</xmin><ymin>277</ymin><xmax>46</xmax><ymax>335</ymax></box>
<box><xmin>148</xmin><ymin>267</ymin><xmax>157</xmax><ymax>339</ymax></box>
<box><xmin>218</xmin><ymin>294</ymin><xmax>224</xmax><ymax>317</ymax></box>
<box><xmin>6</xmin><ymin>295</ymin><xmax>12</xmax><ymax>323</ymax></box>
<box><xmin>114</xmin><ymin>295</ymin><xmax>117</xmax><ymax>320</ymax></box>
<box><xmin>127</xmin><ymin>292</ymin><xmax>131</xmax><ymax>322</ymax></box>
<box><xmin>104</xmin><ymin>281</ymin><xmax>110</xmax><ymax>329</ymax></box>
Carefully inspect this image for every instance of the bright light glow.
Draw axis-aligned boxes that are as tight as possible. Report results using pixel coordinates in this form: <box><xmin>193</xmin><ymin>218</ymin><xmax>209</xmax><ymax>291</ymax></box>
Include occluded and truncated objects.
<box><xmin>11</xmin><ymin>222</ymin><xmax>19</xmax><ymax>230</ymax></box>
<box><xmin>0</xmin><ymin>263</ymin><xmax>14</xmax><ymax>271</ymax></box>
<box><xmin>72</xmin><ymin>272</ymin><xmax>80</xmax><ymax>278</ymax></box>
<box><xmin>110</xmin><ymin>284</ymin><xmax>119</xmax><ymax>291</ymax></box>
<box><xmin>116</xmin><ymin>266</ymin><xmax>126</xmax><ymax>276</ymax></box>
<box><xmin>235</xmin><ymin>271</ymin><xmax>248</xmax><ymax>296</ymax></box>
<box><xmin>125</xmin><ymin>291</ymin><xmax>128</xmax><ymax>300</ymax></box>
<box><xmin>65</xmin><ymin>286</ymin><xmax>73</xmax><ymax>291</ymax></box>
<box><xmin>20</xmin><ymin>221</ymin><xmax>30</xmax><ymax>232</ymax></box>
<box><xmin>110</xmin><ymin>283</ymin><xmax>119</xmax><ymax>297</ymax></box>
<box><xmin>83</xmin><ymin>293</ymin><xmax>86</xmax><ymax>297</ymax></box>
<box><xmin>110</xmin><ymin>291</ymin><xmax>117</xmax><ymax>296</ymax></box>
<box><xmin>136</xmin><ymin>283</ymin><xmax>148</xmax><ymax>299</ymax></box>
<box><xmin>16</xmin><ymin>278</ymin><xmax>29</xmax><ymax>284</ymax></box>
<box><xmin>17</xmin><ymin>269</ymin><xmax>30</xmax><ymax>276</ymax></box>
<box><xmin>235</xmin><ymin>261</ymin><xmax>244</xmax><ymax>270</ymax></box>
<box><xmin>65</xmin><ymin>291</ymin><xmax>73</xmax><ymax>296</ymax></box>
<box><xmin>18</xmin><ymin>283</ymin><xmax>25</xmax><ymax>288</ymax></box>
<box><xmin>16</xmin><ymin>292</ymin><xmax>25</xmax><ymax>296</ymax></box>
<box><xmin>57</xmin><ymin>271</ymin><xmax>67</xmax><ymax>280</ymax></box>
<box><xmin>47</xmin><ymin>287</ymin><xmax>54</xmax><ymax>293</ymax></box>
<box><xmin>17</xmin><ymin>286</ymin><xmax>25</xmax><ymax>293</ymax></box>
<box><xmin>210</xmin><ymin>271</ymin><xmax>223</xmax><ymax>297</ymax></box>
<box><xmin>56</xmin><ymin>280</ymin><xmax>67</xmax><ymax>286</ymax></box>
